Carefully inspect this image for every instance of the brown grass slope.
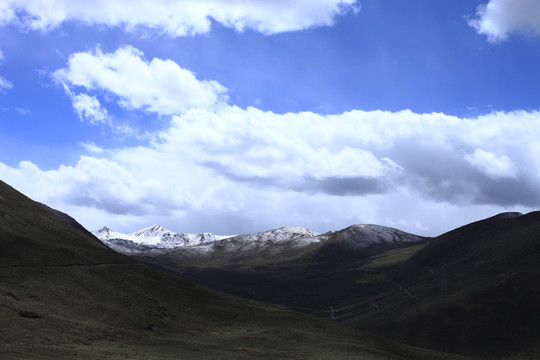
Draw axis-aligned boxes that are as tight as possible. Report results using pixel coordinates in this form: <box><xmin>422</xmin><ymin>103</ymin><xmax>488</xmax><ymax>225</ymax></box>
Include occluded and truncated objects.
<box><xmin>0</xmin><ymin>180</ymin><xmax>468</xmax><ymax>359</ymax></box>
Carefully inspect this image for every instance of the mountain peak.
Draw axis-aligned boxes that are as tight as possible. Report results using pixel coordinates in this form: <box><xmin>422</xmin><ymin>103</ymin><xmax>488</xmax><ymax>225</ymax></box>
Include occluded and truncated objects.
<box><xmin>490</xmin><ymin>212</ymin><xmax>523</xmax><ymax>220</ymax></box>
<box><xmin>327</xmin><ymin>223</ymin><xmax>426</xmax><ymax>250</ymax></box>
<box><xmin>97</xmin><ymin>226</ymin><xmax>112</xmax><ymax>233</ymax></box>
<box><xmin>138</xmin><ymin>224</ymin><xmax>166</xmax><ymax>232</ymax></box>
<box><xmin>93</xmin><ymin>224</ymin><xmax>228</xmax><ymax>250</ymax></box>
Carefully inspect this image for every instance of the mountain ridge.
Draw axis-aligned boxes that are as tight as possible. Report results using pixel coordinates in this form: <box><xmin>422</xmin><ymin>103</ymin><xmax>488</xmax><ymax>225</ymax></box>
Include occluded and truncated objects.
<box><xmin>93</xmin><ymin>222</ymin><xmax>424</xmax><ymax>257</ymax></box>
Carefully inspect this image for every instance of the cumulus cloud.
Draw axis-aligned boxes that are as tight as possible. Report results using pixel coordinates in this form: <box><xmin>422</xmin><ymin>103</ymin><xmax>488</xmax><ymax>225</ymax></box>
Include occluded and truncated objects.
<box><xmin>465</xmin><ymin>149</ymin><xmax>519</xmax><ymax>179</ymax></box>
<box><xmin>470</xmin><ymin>0</ymin><xmax>540</xmax><ymax>41</ymax></box>
<box><xmin>0</xmin><ymin>0</ymin><xmax>358</xmax><ymax>36</ymax></box>
<box><xmin>71</xmin><ymin>93</ymin><xmax>109</xmax><ymax>124</ymax></box>
<box><xmin>160</xmin><ymin>106</ymin><xmax>402</xmax><ymax>197</ymax></box>
<box><xmin>161</xmin><ymin>107</ymin><xmax>540</xmax><ymax>207</ymax></box>
<box><xmin>54</xmin><ymin>46</ymin><xmax>227</xmax><ymax>116</ymax></box>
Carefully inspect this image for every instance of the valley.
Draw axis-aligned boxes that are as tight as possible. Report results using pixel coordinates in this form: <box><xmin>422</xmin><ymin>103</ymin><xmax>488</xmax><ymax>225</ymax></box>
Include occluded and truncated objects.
<box><xmin>3</xmin><ymin>177</ymin><xmax>540</xmax><ymax>359</ymax></box>
<box><xmin>0</xmin><ymin>179</ymin><xmax>467</xmax><ymax>359</ymax></box>
<box><xmin>95</xmin><ymin>212</ymin><xmax>540</xmax><ymax>359</ymax></box>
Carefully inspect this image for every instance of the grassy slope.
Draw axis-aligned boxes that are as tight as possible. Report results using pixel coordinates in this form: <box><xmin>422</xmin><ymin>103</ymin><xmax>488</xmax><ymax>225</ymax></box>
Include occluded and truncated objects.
<box><xmin>0</xmin><ymin>181</ymin><xmax>129</xmax><ymax>266</ymax></box>
<box><xmin>146</xmin><ymin>211</ymin><xmax>540</xmax><ymax>359</ymax></box>
<box><xmin>0</xmin><ymin>180</ymin><xmax>467</xmax><ymax>359</ymax></box>
<box><xmin>356</xmin><ymin>213</ymin><xmax>540</xmax><ymax>359</ymax></box>
<box><xmin>148</xmin><ymin>232</ymin><xmax>427</xmax><ymax>313</ymax></box>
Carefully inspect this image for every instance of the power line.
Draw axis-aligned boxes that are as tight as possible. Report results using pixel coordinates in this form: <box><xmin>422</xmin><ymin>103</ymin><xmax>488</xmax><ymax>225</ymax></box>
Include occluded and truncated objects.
<box><xmin>281</xmin><ymin>229</ymin><xmax>530</xmax><ymax>325</ymax></box>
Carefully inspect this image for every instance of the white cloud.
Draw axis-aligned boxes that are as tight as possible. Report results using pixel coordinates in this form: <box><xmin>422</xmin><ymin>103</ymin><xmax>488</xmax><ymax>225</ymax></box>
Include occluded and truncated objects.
<box><xmin>71</xmin><ymin>93</ymin><xmax>109</xmax><ymax>124</ymax></box>
<box><xmin>79</xmin><ymin>141</ymin><xmax>105</xmax><ymax>155</ymax></box>
<box><xmin>15</xmin><ymin>107</ymin><xmax>32</xmax><ymax>116</ymax></box>
<box><xmin>470</xmin><ymin>0</ymin><xmax>540</xmax><ymax>41</ymax></box>
<box><xmin>0</xmin><ymin>76</ymin><xmax>12</xmax><ymax>90</ymax></box>
<box><xmin>54</xmin><ymin>46</ymin><xmax>227</xmax><ymax>115</ymax></box>
<box><xmin>0</xmin><ymin>0</ymin><xmax>358</xmax><ymax>36</ymax></box>
<box><xmin>0</xmin><ymin>49</ymin><xmax>10</xmax><ymax>91</ymax></box>
<box><xmin>161</xmin><ymin>106</ymin><xmax>396</xmax><ymax>185</ymax></box>
<box><xmin>465</xmin><ymin>149</ymin><xmax>519</xmax><ymax>179</ymax></box>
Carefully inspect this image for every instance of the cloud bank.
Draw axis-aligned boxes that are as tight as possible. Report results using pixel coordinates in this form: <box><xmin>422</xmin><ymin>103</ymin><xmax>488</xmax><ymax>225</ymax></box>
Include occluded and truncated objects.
<box><xmin>0</xmin><ymin>0</ymin><xmax>358</xmax><ymax>35</ymax></box>
<box><xmin>2</xmin><ymin>106</ymin><xmax>539</xmax><ymax>235</ymax></box>
<box><xmin>470</xmin><ymin>0</ymin><xmax>540</xmax><ymax>41</ymax></box>
<box><xmin>2</xmin><ymin>46</ymin><xmax>538</xmax><ymax>236</ymax></box>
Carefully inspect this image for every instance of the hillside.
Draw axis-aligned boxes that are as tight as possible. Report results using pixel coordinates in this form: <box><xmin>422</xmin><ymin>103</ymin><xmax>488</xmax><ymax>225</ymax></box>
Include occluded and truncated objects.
<box><xmin>114</xmin><ymin>210</ymin><xmax>540</xmax><ymax>359</ymax></box>
<box><xmin>351</xmin><ymin>212</ymin><xmax>540</xmax><ymax>359</ymax></box>
<box><xmin>126</xmin><ymin>222</ymin><xmax>428</xmax><ymax>318</ymax></box>
<box><xmin>0</xmin><ymin>181</ymin><xmax>129</xmax><ymax>267</ymax></box>
<box><xmin>0</xmin><ymin>180</ymin><xmax>466</xmax><ymax>360</ymax></box>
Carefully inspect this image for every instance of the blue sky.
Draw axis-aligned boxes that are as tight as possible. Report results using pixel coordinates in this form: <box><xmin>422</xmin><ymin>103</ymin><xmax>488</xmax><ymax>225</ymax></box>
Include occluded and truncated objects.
<box><xmin>1</xmin><ymin>0</ymin><xmax>540</xmax><ymax>236</ymax></box>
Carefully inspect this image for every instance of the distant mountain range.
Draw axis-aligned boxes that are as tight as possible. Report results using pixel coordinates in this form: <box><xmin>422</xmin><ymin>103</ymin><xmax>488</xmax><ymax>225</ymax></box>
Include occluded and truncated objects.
<box><xmin>92</xmin><ymin>223</ymin><xmax>423</xmax><ymax>257</ymax></box>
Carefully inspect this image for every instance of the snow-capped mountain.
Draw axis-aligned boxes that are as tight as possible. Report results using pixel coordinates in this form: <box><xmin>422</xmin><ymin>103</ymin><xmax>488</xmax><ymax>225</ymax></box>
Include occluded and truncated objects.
<box><xmin>130</xmin><ymin>224</ymin><xmax>230</xmax><ymax>246</ymax></box>
<box><xmin>93</xmin><ymin>226</ymin><xmax>138</xmax><ymax>242</ymax></box>
<box><xmin>195</xmin><ymin>226</ymin><xmax>323</xmax><ymax>253</ymax></box>
<box><xmin>325</xmin><ymin>224</ymin><xmax>424</xmax><ymax>250</ymax></box>
<box><xmin>92</xmin><ymin>224</ymin><xmax>234</xmax><ymax>253</ymax></box>
<box><xmin>225</xmin><ymin>226</ymin><xmax>321</xmax><ymax>245</ymax></box>
<box><xmin>93</xmin><ymin>222</ymin><xmax>425</xmax><ymax>257</ymax></box>
<box><xmin>93</xmin><ymin>224</ymin><xmax>324</xmax><ymax>254</ymax></box>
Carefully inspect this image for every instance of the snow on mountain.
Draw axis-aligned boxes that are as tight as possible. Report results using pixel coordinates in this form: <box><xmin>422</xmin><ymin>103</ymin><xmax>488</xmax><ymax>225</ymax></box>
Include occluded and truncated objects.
<box><xmin>92</xmin><ymin>224</ymin><xmax>235</xmax><ymax>252</ymax></box>
<box><xmin>326</xmin><ymin>224</ymin><xmax>425</xmax><ymax>250</ymax></box>
<box><xmin>100</xmin><ymin>238</ymin><xmax>158</xmax><ymax>254</ymax></box>
<box><xmin>198</xmin><ymin>226</ymin><xmax>323</xmax><ymax>253</ymax></box>
<box><xmin>227</xmin><ymin>226</ymin><xmax>321</xmax><ymax>243</ymax></box>
<box><xmin>93</xmin><ymin>226</ymin><xmax>138</xmax><ymax>242</ymax></box>
<box><xmin>93</xmin><ymin>223</ymin><xmax>424</xmax><ymax>256</ymax></box>
<box><xmin>130</xmin><ymin>224</ymin><xmax>222</xmax><ymax>247</ymax></box>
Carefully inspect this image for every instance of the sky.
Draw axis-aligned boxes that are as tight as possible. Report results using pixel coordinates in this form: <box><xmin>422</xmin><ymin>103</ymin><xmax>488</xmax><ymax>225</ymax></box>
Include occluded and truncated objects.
<box><xmin>1</xmin><ymin>0</ymin><xmax>540</xmax><ymax>237</ymax></box>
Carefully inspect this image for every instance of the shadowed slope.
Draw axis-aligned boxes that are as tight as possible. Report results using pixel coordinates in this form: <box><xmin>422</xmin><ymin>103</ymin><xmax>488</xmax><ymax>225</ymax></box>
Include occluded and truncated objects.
<box><xmin>352</xmin><ymin>212</ymin><xmax>540</xmax><ymax>359</ymax></box>
<box><xmin>143</xmin><ymin>224</ymin><xmax>428</xmax><ymax>317</ymax></box>
<box><xmin>0</xmin><ymin>181</ymin><xmax>129</xmax><ymax>266</ymax></box>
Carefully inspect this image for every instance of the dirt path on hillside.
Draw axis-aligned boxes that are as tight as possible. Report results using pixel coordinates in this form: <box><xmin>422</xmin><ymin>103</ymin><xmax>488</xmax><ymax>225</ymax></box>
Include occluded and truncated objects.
<box><xmin>0</xmin><ymin>262</ymin><xmax>134</xmax><ymax>270</ymax></box>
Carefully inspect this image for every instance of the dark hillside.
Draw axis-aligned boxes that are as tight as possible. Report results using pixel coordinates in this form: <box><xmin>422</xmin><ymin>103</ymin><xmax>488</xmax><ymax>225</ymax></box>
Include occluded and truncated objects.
<box><xmin>350</xmin><ymin>212</ymin><xmax>540</xmax><ymax>359</ymax></box>
<box><xmin>0</xmin><ymin>181</ymin><xmax>129</xmax><ymax>266</ymax></box>
<box><xmin>169</xmin><ymin>227</ymin><xmax>428</xmax><ymax>315</ymax></box>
